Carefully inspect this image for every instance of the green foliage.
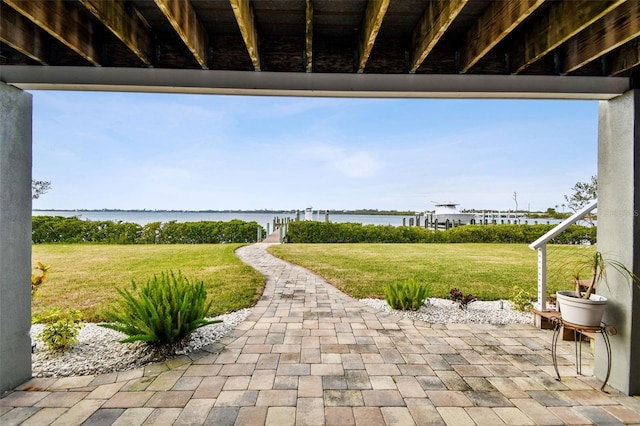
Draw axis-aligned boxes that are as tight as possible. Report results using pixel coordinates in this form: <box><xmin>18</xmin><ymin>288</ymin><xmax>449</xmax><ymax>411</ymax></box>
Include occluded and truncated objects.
<box><xmin>510</xmin><ymin>286</ymin><xmax>534</xmax><ymax>312</ymax></box>
<box><xmin>564</xmin><ymin>175</ymin><xmax>597</xmax><ymax>213</ymax></box>
<box><xmin>32</xmin><ymin>216</ymin><xmax>264</xmax><ymax>244</ymax></box>
<box><xmin>449</xmin><ymin>288</ymin><xmax>477</xmax><ymax>310</ymax></box>
<box><xmin>384</xmin><ymin>279</ymin><xmax>430</xmax><ymax>311</ymax></box>
<box><xmin>99</xmin><ymin>271</ymin><xmax>221</xmax><ymax>351</ymax></box>
<box><xmin>36</xmin><ymin>308</ymin><xmax>84</xmax><ymax>352</ymax></box>
<box><xmin>31</xmin><ymin>261</ymin><xmax>51</xmax><ymax>298</ymax></box>
<box><xmin>32</xmin><ymin>180</ymin><xmax>51</xmax><ymax>200</ymax></box>
<box><xmin>569</xmin><ymin>251</ymin><xmax>640</xmax><ymax>299</ymax></box>
<box><xmin>286</xmin><ymin>221</ymin><xmax>595</xmax><ymax>245</ymax></box>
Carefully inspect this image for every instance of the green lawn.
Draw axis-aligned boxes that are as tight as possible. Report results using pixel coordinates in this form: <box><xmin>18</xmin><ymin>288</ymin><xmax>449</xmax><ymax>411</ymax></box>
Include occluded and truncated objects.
<box><xmin>31</xmin><ymin>242</ymin><xmax>590</xmax><ymax>322</ymax></box>
<box><xmin>31</xmin><ymin>244</ymin><xmax>265</xmax><ymax>322</ymax></box>
<box><xmin>269</xmin><ymin>243</ymin><xmax>590</xmax><ymax>300</ymax></box>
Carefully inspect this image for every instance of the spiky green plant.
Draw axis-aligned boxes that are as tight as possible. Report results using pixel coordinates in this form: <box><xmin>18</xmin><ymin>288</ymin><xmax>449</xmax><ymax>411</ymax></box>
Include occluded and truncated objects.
<box><xmin>570</xmin><ymin>251</ymin><xmax>640</xmax><ymax>299</ymax></box>
<box><xmin>384</xmin><ymin>279</ymin><xmax>429</xmax><ymax>311</ymax></box>
<box><xmin>99</xmin><ymin>271</ymin><xmax>220</xmax><ymax>351</ymax></box>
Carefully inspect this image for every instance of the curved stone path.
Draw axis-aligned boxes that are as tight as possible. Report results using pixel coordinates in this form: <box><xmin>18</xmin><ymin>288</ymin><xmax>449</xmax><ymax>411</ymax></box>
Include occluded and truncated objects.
<box><xmin>2</xmin><ymin>242</ymin><xmax>640</xmax><ymax>425</ymax></box>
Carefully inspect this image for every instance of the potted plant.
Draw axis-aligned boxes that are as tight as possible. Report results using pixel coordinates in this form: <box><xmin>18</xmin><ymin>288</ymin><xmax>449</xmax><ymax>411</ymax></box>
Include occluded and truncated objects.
<box><xmin>556</xmin><ymin>251</ymin><xmax>639</xmax><ymax>327</ymax></box>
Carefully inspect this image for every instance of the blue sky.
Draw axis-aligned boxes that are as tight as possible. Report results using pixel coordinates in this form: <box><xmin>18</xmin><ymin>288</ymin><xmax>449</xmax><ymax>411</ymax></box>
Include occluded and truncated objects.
<box><xmin>31</xmin><ymin>91</ymin><xmax>598</xmax><ymax>212</ymax></box>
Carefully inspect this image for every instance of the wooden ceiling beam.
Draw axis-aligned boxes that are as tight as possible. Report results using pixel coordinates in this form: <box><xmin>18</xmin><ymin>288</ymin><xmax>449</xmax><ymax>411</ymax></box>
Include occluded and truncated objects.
<box><xmin>229</xmin><ymin>0</ymin><xmax>261</xmax><ymax>71</ymax></box>
<box><xmin>357</xmin><ymin>0</ymin><xmax>390</xmax><ymax>73</ymax></box>
<box><xmin>3</xmin><ymin>0</ymin><xmax>101</xmax><ymax>65</ymax></box>
<box><xmin>153</xmin><ymin>0</ymin><xmax>209</xmax><ymax>69</ymax></box>
<box><xmin>305</xmin><ymin>0</ymin><xmax>313</xmax><ymax>72</ymax></box>
<box><xmin>562</xmin><ymin>1</ymin><xmax>640</xmax><ymax>74</ymax></box>
<box><xmin>409</xmin><ymin>0</ymin><xmax>468</xmax><ymax>73</ymax></box>
<box><xmin>0</xmin><ymin>2</ymin><xmax>49</xmax><ymax>64</ymax></box>
<box><xmin>608</xmin><ymin>37</ymin><xmax>640</xmax><ymax>76</ymax></box>
<box><xmin>511</xmin><ymin>0</ymin><xmax>626</xmax><ymax>74</ymax></box>
<box><xmin>78</xmin><ymin>0</ymin><xmax>154</xmax><ymax>67</ymax></box>
<box><xmin>460</xmin><ymin>0</ymin><xmax>544</xmax><ymax>73</ymax></box>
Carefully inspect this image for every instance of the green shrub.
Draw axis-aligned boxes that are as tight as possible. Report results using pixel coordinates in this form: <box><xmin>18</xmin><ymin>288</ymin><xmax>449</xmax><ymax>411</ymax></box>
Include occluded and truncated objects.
<box><xmin>384</xmin><ymin>279</ymin><xmax>430</xmax><ymax>311</ymax></box>
<box><xmin>31</xmin><ymin>261</ymin><xmax>51</xmax><ymax>298</ymax></box>
<box><xmin>286</xmin><ymin>221</ymin><xmax>596</xmax><ymax>244</ymax></box>
<box><xmin>510</xmin><ymin>286</ymin><xmax>535</xmax><ymax>312</ymax></box>
<box><xmin>32</xmin><ymin>216</ymin><xmax>264</xmax><ymax>244</ymax></box>
<box><xmin>99</xmin><ymin>271</ymin><xmax>221</xmax><ymax>352</ymax></box>
<box><xmin>449</xmin><ymin>288</ymin><xmax>477</xmax><ymax>310</ymax></box>
<box><xmin>36</xmin><ymin>308</ymin><xmax>84</xmax><ymax>352</ymax></box>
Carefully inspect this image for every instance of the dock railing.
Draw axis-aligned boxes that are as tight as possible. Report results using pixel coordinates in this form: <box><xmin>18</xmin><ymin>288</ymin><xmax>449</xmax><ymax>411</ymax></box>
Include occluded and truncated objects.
<box><xmin>528</xmin><ymin>200</ymin><xmax>598</xmax><ymax>312</ymax></box>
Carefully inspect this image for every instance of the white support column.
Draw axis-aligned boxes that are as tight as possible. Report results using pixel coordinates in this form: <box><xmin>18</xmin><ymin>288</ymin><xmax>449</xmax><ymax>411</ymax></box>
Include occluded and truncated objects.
<box><xmin>0</xmin><ymin>82</ymin><xmax>33</xmax><ymax>393</ymax></box>
<box><xmin>597</xmin><ymin>89</ymin><xmax>640</xmax><ymax>395</ymax></box>
<box><xmin>534</xmin><ymin>245</ymin><xmax>547</xmax><ymax>312</ymax></box>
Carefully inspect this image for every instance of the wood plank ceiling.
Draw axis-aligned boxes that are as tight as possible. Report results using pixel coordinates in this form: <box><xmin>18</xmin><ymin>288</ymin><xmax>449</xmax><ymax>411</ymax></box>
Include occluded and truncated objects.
<box><xmin>0</xmin><ymin>0</ymin><xmax>638</xmax><ymax>78</ymax></box>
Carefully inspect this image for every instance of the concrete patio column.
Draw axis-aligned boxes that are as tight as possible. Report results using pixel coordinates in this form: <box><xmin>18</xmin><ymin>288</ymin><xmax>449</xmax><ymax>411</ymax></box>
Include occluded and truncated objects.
<box><xmin>597</xmin><ymin>89</ymin><xmax>640</xmax><ymax>395</ymax></box>
<box><xmin>0</xmin><ymin>82</ymin><xmax>32</xmax><ymax>393</ymax></box>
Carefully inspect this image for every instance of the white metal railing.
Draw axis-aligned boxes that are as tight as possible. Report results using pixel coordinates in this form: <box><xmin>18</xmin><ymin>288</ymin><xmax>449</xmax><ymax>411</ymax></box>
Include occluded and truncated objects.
<box><xmin>528</xmin><ymin>199</ymin><xmax>598</xmax><ymax>311</ymax></box>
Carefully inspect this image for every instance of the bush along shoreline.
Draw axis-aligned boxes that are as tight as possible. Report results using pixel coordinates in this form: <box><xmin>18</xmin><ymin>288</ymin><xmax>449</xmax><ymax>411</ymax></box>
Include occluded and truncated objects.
<box><xmin>32</xmin><ymin>215</ymin><xmax>595</xmax><ymax>245</ymax></box>
<box><xmin>32</xmin><ymin>216</ymin><xmax>263</xmax><ymax>244</ymax></box>
<box><xmin>286</xmin><ymin>221</ymin><xmax>595</xmax><ymax>244</ymax></box>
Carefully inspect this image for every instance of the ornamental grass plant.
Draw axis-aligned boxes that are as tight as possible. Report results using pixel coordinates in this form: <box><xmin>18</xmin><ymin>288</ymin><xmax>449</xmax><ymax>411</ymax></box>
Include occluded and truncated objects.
<box><xmin>384</xmin><ymin>279</ymin><xmax>430</xmax><ymax>310</ymax></box>
<box><xmin>99</xmin><ymin>271</ymin><xmax>220</xmax><ymax>353</ymax></box>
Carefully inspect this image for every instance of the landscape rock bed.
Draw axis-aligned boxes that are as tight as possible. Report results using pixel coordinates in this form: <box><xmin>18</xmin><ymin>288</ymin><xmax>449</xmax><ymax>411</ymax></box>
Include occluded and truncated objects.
<box><xmin>30</xmin><ymin>308</ymin><xmax>251</xmax><ymax>377</ymax></box>
<box><xmin>360</xmin><ymin>298</ymin><xmax>533</xmax><ymax>325</ymax></box>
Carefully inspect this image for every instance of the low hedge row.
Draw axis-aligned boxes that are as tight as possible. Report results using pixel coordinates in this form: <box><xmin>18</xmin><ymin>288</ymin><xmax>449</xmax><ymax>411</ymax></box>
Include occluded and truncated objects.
<box><xmin>286</xmin><ymin>222</ymin><xmax>596</xmax><ymax>244</ymax></box>
<box><xmin>32</xmin><ymin>216</ymin><xmax>263</xmax><ymax>244</ymax></box>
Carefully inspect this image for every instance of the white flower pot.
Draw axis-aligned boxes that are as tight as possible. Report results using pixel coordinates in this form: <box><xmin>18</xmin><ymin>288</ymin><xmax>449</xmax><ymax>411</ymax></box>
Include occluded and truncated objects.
<box><xmin>556</xmin><ymin>290</ymin><xmax>608</xmax><ymax>327</ymax></box>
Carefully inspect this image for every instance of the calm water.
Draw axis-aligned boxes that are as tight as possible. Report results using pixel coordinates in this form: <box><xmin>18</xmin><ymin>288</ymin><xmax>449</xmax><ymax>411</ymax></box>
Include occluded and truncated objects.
<box><xmin>32</xmin><ymin>210</ymin><xmax>565</xmax><ymax>229</ymax></box>
<box><xmin>32</xmin><ymin>210</ymin><xmax>411</xmax><ymax>228</ymax></box>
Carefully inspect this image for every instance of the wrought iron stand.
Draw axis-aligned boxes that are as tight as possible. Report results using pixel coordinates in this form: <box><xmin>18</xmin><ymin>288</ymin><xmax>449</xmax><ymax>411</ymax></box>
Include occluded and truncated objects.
<box><xmin>549</xmin><ymin>315</ymin><xmax>616</xmax><ymax>392</ymax></box>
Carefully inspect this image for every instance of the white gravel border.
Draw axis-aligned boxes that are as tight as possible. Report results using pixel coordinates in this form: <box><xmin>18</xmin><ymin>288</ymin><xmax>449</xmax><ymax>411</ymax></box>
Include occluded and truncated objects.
<box><xmin>30</xmin><ymin>308</ymin><xmax>251</xmax><ymax>378</ymax></box>
<box><xmin>360</xmin><ymin>297</ymin><xmax>533</xmax><ymax>325</ymax></box>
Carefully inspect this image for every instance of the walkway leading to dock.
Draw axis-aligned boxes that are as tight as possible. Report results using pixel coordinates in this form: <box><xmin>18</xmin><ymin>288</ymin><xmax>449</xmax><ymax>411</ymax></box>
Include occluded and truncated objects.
<box><xmin>2</xmin><ymin>242</ymin><xmax>640</xmax><ymax>425</ymax></box>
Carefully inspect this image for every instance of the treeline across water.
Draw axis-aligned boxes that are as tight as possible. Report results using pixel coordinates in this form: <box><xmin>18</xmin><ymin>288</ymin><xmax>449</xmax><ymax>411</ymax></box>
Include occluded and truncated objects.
<box><xmin>32</xmin><ymin>216</ymin><xmax>263</xmax><ymax>244</ymax></box>
<box><xmin>286</xmin><ymin>221</ymin><xmax>596</xmax><ymax>244</ymax></box>
<box><xmin>32</xmin><ymin>215</ymin><xmax>596</xmax><ymax>245</ymax></box>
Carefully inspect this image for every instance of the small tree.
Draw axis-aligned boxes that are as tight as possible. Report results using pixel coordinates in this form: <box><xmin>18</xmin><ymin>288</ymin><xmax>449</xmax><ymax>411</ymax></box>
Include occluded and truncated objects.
<box><xmin>564</xmin><ymin>176</ymin><xmax>597</xmax><ymax>224</ymax></box>
<box><xmin>564</xmin><ymin>176</ymin><xmax>597</xmax><ymax>212</ymax></box>
<box><xmin>32</xmin><ymin>180</ymin><xmax>51</xmax><ymax>200</ymax></box>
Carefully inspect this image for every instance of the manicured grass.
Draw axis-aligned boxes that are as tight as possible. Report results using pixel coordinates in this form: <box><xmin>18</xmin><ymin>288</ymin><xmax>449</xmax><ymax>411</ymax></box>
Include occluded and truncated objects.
<box><xmin>31</xmin><ymin>242</ymin><xmax>592</xmax><ymax>322</ymax></box>
<box><xmin>269</xmin><ymin>243</ymin><xmax>592</xmax><ymax>301</ymax></box>
<box><xmin>31</xmin><ymin>244</ymin><xmax>265</xmax><ymax>322</ymax></box>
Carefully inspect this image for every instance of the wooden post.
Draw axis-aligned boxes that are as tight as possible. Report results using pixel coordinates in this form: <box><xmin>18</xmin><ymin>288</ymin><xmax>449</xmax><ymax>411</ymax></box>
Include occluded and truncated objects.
<box><xmin>403</xmin><ymin>218</ymin><xmax>406</xmax><ymax>226</ymax></box>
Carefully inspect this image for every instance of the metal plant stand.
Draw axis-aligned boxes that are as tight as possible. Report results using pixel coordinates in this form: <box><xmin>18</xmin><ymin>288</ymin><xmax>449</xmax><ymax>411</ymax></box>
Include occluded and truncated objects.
<box><xmin>549</xmin><ymin>315</ymin><xmax>616</xmax><ymax>392</ymax></box>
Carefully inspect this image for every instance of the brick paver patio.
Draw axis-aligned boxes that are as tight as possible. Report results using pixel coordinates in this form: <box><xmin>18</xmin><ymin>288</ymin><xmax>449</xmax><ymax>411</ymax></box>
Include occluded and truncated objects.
<box><xmin>2</xmin><ymin>242</ymin><xmax>640</xmax><ymax>425</ymax></box>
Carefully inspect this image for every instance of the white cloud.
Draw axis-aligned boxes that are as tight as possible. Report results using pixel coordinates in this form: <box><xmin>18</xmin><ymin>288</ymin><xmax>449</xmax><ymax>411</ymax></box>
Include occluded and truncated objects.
<box><xmin>334</xmin><ymin>151</ymin><xmax>380</xmax><ymax>178</ymax></box>
<box><xmin>294</xmin><ymin>143</ymin><xmax>381</xmax><ymax>179</ymax></box>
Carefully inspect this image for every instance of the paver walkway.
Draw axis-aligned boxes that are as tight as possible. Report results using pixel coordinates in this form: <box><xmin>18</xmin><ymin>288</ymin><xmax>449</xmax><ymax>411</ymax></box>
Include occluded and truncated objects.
<box><xmin>2</xmin><ymin>242</ymin><xmax>640</xmax><ymax>425</ymax></box>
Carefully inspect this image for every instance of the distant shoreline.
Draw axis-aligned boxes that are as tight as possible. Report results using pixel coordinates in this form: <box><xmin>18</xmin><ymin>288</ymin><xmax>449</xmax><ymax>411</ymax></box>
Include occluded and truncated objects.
<box><xmin>32</xmin><ymin>208</ymin><xmax>418</xmax><ymax>216</ymax></box>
